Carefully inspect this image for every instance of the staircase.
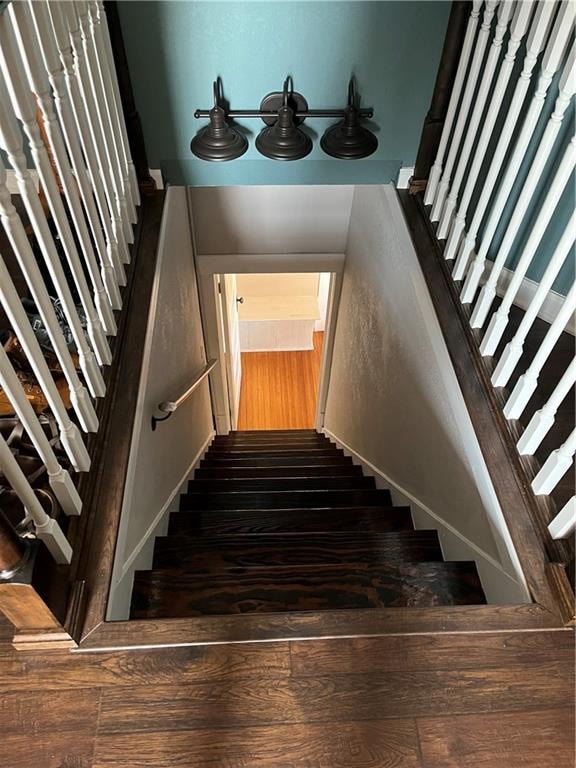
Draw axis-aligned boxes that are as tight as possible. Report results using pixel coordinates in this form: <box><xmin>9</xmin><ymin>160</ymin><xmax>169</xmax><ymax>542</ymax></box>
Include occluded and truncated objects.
<box><xmin>130</xmin><ymin>430</ymin><xmax>486</xmax><ymax>619</ymax></box>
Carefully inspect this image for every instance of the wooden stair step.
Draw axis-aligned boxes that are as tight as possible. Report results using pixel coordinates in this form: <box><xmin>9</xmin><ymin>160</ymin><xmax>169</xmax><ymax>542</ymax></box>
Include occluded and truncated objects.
<box><xmin>200</xmin><ymin>455</ymin><xmax>354</xmax><ymax>468</ymax></box>
<box><xmin>179</xmin><ymin>488</ymin><xmax>392</xmax><ymax>510</ymax></box>
<box><xmin>206</xmin><ymin>446</ymin><xmax>341</xmax><ymax>456</ymax></box>
<box><xmin>212</xmin><ymin>434</ymin><xmax>330</xmax><ymax>445</ymax></box>
<box><xmin>187</xmin><ymin>476</ymin><xmax>376</xmax><ymax>493</ymax></box>
<box><xmin>152</xmin><ymin>530</ymin><xmax>443</xmax><ymax>569</ymax></box>
<box><xmin>195</xmin><ymin>465</ymin><xmax>364</xmax><ymax>479</ymax></box>
<box><xmin>130</xmin><ymin>562</ymin><xmax>486</xmax><ymax>619</ymax></box>
<box><xmin>229</xmin><ymin>429</ymin><xmax>319</xmax><ymax>436</ymax></box>
<box><xmin>168</xmin><ymin>506</ymin><xmax>414</xmax><ymax>535</ymax></box>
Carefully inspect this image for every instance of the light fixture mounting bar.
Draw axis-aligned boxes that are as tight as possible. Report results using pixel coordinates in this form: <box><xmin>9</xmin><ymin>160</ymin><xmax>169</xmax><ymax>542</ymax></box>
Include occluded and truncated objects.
<box><xmin>194</xmin><ymin>108</ymin><xmax>374</xmax><ymax>120</ymax></box>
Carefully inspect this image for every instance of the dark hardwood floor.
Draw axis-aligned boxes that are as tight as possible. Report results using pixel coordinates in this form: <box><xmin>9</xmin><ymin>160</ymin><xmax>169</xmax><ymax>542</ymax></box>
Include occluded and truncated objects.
<box><xmin>1</xmin><ymin>616</ymin><xmax>573</xmax><ymax>767</ymax></box>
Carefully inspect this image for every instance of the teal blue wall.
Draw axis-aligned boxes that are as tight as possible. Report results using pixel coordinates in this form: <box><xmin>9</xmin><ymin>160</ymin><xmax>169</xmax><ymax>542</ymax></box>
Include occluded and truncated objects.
<box><xmin>117</xmin><ymin>0</ymin><xmax>451</xmax><ymax>186</ymax></box>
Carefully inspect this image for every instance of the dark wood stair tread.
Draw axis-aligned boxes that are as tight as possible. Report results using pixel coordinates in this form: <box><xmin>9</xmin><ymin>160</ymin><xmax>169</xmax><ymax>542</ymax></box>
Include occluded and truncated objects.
<box><xmin>205</xmin><ymin>447</ymin><xmax>344</xmax><ymax>456</ymax></box>
<box><xmin>180</xmin><ymin>488</ymin><xmax>392</xmax><ymax>510</ymax></box>
<box><xmin>152</xmin><ymin>530</ymin><xmax>443</xmax><ymax>569</ymax></box>
<box><xmin>168</xmin><ymin>506</ymin><xmax>414</xmax><ymax>535</ymax></box>
<box><xmin>201</xmin><ymin>455</ymin><xmax>354</xmax><ymax>467</ymax></box>
<box><xmin>187</xmin><ymin>476</ymin><xmax>376</xmax><ymax>492</ymax></box>
<box><xmin>130</xmin><ymin>561</ymin><xmax>486</xmax><ymax>618</ymax></box>
<box><xmin>195</xmin><ymin>465</ymin><xmax>364</xmax><ymax>479</ymax></box>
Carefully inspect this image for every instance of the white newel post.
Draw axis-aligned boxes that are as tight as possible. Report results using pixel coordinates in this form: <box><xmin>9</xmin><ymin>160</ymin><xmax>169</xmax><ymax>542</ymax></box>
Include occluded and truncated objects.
<box><xmin>471</xmin><ymin>45</ymin><xmax>576</xmax><ymax>331</ymax></box>
<box><xmin>26</xmin><ymin>0</ymin><xmax>123</xmax><ymax>311</ymax></box>
<box><xmin>0</xmin><ymin>434</ymin><xmax>72</xmax><ymax>565</ymax></box>
<box><xmin>447</xmin><ymin>0</ymin><xmax>536</xmax><ymax>271</ymax></box>
<box><xmin>517</xmin><ymin>360</ymin><xmax>576</xmax><ymax>456</ymax></box>
<box><xmin>455</xmin><ymin>1</ymin><xmax>559</xmax><ymax>288</ymax></box>
<box><xmin>548</xmin><ymin>497</ymin><xmax>576</xmax><ymax>541</ymax></box>
<box><xmin>503</xmin><ymin>283</ymin><xmax>576</xmax><ymax>421</ymax></box>
<box><xmin>75</xmin><ymin>1</ymin><xmax>133</xmax><ymax>246</ymax></box>
<box><xmin>532</xmin><ymin>429</ymin><xmax>576</xmax><ymax>496</ymax></box>
<box><xmin>438</xmin><ymin>0</ymin><xmax>514</xmax><ymax>243</ymax></box>
<box><xmin>0</xmin><ymin>108</ymin><xmax>99</xmax><ymax>435</ymax></box>
<box><xmin>89</xmin><ymin>0</ymin><xmax>136</xmax><ymax>225</ymax></box>
<box><xmin>492</xmin><ymin>212</ymin><xmax>576</xmax><ymax>387</ymax></box>
<box><xmin>9</xmin><ymin>2</ymin><xmax>117</xmax><ymax>339</ymax></box>
<box><xmin>95</xmin><ymin>0</ymin><xmax>140</xmax><ymax>207</ymax></box>
<box><xmin>0</xmin><ymin>16</ymin><xmax>112</xmax><ymax>373</ymax></box>
<box><xmin>480</xmin><ymin>136</ymin><xmax>576</xmax><ymax>357</ymax></box>
<box><xmin>0</xmin><ymin>345</ymin><xmax>83</xmax><ymax>516</ymax></box>
<box><xmin>56</xmin><ymin>2</ymin><xmax>131</xmax><ymax>267</ymax></box>
<box><xmin>430</xmin><ymin>1</ymin><xmax>498</xmax><ymax>224</ymax></box>
<box><xmin>424</xmin><ymin>1</ymin><xmax>483</xmax><ymax>207</ymax></box>
<box><xmin>463</xmin><ymin>8</ymin><xmax>575</xmax><ymax>308</ymax></box>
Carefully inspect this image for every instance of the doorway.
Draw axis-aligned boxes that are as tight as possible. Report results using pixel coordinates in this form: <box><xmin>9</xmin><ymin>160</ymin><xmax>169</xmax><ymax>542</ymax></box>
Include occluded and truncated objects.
<box><xmin>200</xmin><ymin>267</ymin><xmax>341</xmax><ymax>434</ymax></box>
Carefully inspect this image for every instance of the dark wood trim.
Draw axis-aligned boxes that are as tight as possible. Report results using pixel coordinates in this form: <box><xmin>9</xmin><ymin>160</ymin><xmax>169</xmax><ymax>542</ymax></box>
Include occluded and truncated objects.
<box><xmin>103</xmin><ymin>1</ymin><xmax>156</xmax><ymax>191</ymax></box>
<box><xmin>411</xmin><ymin>2</ymin><xmax>471</xmax><ymax>191</ymax></box>
<box><xmin>66</xmin><ymin>191</ymin><xmax>165</xmax><ymax>644</ymax></box>
<box><xmin>397</xmin><ymin>190</ymin><xmax>573</xmax><ymax>624</ymax></box>
<box><xmin>76</xmin><ymin>603</ymin><xmax>559</xmax><ymax>651</ymax></box>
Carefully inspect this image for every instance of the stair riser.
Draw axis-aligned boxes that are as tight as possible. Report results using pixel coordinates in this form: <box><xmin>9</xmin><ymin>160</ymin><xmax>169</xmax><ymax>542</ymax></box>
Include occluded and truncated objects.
<box><xmin>180</xmin><ymin>489</ymin><xmax>392</xmax><ymax>510</ymax></box>
<box><xmin>212</xmin><ymin>436</ymin><xmax>330</xmax><ymax>445</ymax></box>
<box><xmin>152</xmin><ymin>532</ymin><xmax>443</xmax><ymax>569</ymax></box>
<box><xmin>168</xmin><ymin>507</ymin><xmax>413</xmax><ymax>535</ymax></box>
<box><xmin>206</xmin><ymin>447</ymin><xmax>342</xmax><ymax>456</ymax></box>
<box><xmin>187</xmin><ymin>477</ymin><xmax>376</xmax><ymax>493</ymax></box>
<box><xmin>200</xmin><ymin>456</ymin><xmax>353</xmax><ymax>468</ymax></box>
<box><xmin>195</xmin><ymin>466</ymin><xmax>364</xmax><ymax>479</ymax></box>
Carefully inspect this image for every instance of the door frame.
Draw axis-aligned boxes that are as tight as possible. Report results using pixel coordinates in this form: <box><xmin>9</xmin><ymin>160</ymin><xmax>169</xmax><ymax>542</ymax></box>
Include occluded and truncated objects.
<box><xmin>196</xmin><ymin>254</ymin><xmax>345</xmax><ymax>434</ymax></box>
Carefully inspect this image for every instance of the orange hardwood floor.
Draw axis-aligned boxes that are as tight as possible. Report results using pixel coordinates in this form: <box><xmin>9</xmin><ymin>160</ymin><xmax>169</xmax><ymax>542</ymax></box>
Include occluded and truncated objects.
<box><xmin>237</xmin><ymin>332</ymin><xmax>324</xmax><ymax>430</ymax></box>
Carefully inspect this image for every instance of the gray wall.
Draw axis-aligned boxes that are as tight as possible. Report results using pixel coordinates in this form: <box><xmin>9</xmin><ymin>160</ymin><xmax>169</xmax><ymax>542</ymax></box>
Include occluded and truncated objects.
<box><xmin>324</xmin><ymin>184</ymin><xmax>528</xmax><ymax>601</ymax></box>
<box><xmin>108</xmin><ymin>187</ymin><xmax>214</xmax><ymax>618</ymax></box>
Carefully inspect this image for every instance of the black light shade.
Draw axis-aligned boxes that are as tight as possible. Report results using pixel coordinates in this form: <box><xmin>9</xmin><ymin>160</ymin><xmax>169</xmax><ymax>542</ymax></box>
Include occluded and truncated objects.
<box><xmin>255</xmin><ymin>77</ymin><xmax>312</xmax><ymax>161</ymax></box>
<box><xmin>320</xmin><ymin>80</ymin><xmax>378</xmax><ymax>160</ymax></box>
<box><xmin>191</xmin><ymin>80</ymin><xmax>248</xmax><ymax>162</ymax></box>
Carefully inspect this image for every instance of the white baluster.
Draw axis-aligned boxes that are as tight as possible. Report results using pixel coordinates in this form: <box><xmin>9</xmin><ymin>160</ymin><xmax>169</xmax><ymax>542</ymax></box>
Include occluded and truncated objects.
<box><xmin>480</xmin><ymin>137</ymin><xmax>575</xmax><ymax>357</ymax></box>
<box><xmin>0</xmin><ymin>254</ymin><xmax>91</xmax><ymax>470</ymax></box>
<box><xmin>448</xmin><ymin>1</ymin><xmax>536</xmax><ymax>270</ymax></box>
<box><xmin>532</xmin><ymin>429</ymin><xmax>576</xmax><ymax>496</ymax></box>
<box><xmin>0</xmin><ymin>16</ymin><xmax>112</xmax><ymax>371</ymax></box>
<box><xmin>0</xmin><ymin>434</ymin><xmax>72</xmax><ymax>564</ymax></box>
<box><xmin>0</xmin><ymin>152</ymin><xmax>98</xmax><ymax>437</ymax></box>
<box><xmin>75</xmin><ymin>1</ymin><xmax>133</xmax><ymax>247</ymax></box>
<box><xmin>26</xmin><ymin>0</ymin><xmax>123</xmax><ymax>311</ymax></box>
<box><xmin>89</xmin><ymin>0</ymin><xmax>136</xmax><ymax>224</ymax></box>
<box><xmin>492</xmin><ymin>213</ymin><xmax>576</xmax><ymax>387</ymax></box>
<box><xmin>9</xmin><ymin>2</ymin><xmax>117</xmax><ymax>340</ymax></box>
<box><xmin>95</xmin><ymin>0</ymin><xmax>140</xmax><ymax>207</ymax></box>
<box><xmin>51</xmin><ymin>1</ymin><xmax>131</xmax><ymax>268</ymax></box>
<box><xmin>518</xmin><ymin>360</ymin><xmax>576</xmax><ymax>456</ymax></box>
<box><xmin>439</xmin><ymin>0</ymin><xmax>515</xmax><ymax>242</ymax></box>
<box><xmin>430</xmin><ymin>1</ymin><xmax>499</xmax><ymax>223</ymax></box>
<box><xmin>424</xmin><ymin>1</ymin><xmax>484</xmax><ymax>207</ymax></box>
<box><xmin>456</xmin><ymin>2</ymin><xmax>560</xmax><ymax>291</ymax></box>
<box><xmin>0</xmin><ymin>345</ymin><xmax>82</xmax><ymax>516</ymax></box>
<box><xmin>548</xmin><ymin>497</ymin><xmax>576</xmax><ymax>540</ymax></box>
<box><xmin>468</xmin><ymin>35</ymin><xmax>576</xmax><ymax>320</ymax></box>
<box><xmin>504</xmin><ymin>283</ymin><xmax>576</xmax><ymax>420</ymax></box>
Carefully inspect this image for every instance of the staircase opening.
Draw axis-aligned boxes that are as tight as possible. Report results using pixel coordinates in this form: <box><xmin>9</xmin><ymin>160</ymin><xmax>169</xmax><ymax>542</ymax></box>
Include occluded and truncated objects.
<box><xmin>218</xmin><ymin>272</ymin><xmax>331</xmax><ymax>431</ymax></box>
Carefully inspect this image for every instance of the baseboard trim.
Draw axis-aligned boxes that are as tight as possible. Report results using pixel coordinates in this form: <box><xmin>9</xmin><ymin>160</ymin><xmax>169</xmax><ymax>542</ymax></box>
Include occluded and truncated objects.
<box><xmin>482</xmin><ymin>261</ymin><xmax>574</xmax><ymax>336</ymax></box>
<box><xmin>323</xmin><ymin>428</ymin><xmax>530</xmax><ymax>604</ymax></box>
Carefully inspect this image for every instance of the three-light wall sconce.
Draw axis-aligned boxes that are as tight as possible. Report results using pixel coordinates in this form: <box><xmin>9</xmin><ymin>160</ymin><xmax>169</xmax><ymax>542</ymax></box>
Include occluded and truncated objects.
<box><xmin>190</xmin><ymin>76</ymin><xmax>378</xmax><ymax>162</ymax></box>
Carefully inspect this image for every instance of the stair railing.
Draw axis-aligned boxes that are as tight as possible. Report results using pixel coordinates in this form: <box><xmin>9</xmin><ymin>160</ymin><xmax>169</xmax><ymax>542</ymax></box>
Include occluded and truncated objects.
<box><xmin>415</xmin><ymin>1</ymin><xmax>575</xmax><ymax>545</ymax></box>
<box><xmin>0</xmin><ymin>1</ymin><xmax>140</xmax><ymax>566</ymax></box>
<box><xmin>152</xmin><ymin>359</ymin><xmax>219</xmax><ymax>430</ymax></box>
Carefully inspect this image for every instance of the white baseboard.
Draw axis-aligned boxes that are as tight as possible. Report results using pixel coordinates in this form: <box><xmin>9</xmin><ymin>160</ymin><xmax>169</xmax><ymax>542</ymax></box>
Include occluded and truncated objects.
<box><xmin>482</xmin><ymin>261</ymin><xmax>575</xmax><ymax>336</ymax></box>
<box><xmin>323</xmin><ymin>428</ymin><xmax>530</xmax><ymax>605</ymax></box>
<box><xmin>106</xmin><ymin>429</ymin><xmax>214</xmax><ymax>620</ymax></box>
<box><xmin>396</xmin><ymin>166</ymin><xmax>414</xmax><ymax>190</ymax></box>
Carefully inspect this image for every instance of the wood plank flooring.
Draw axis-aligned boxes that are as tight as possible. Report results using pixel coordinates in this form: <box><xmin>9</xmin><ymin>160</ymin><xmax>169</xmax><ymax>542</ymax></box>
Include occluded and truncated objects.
<box><xmin>237</xmin><ymin>331</ymin><xmax>323</xmax><ymax>430</ymax></box>
<box><xmin>0</xmin><ymin>618</ymin><xmax>573</xmax><ymax>767</ymax></box>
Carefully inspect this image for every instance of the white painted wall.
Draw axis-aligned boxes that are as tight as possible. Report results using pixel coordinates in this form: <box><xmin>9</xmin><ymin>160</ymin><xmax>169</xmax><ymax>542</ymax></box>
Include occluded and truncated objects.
<box><xmin>108</xmin><ymin>187</ymin><xmax>214</xmax><ymax>619</ymax></box>
<box><xmin>236</xmin><ymin>273</ymin><xmax>319</xmax><ymax>298</ymax></box>
<box><xmin>323</xmin><ymin>184</ymin><xmax>529</xmax><ymax>603</ymax></box>
<box><xmin>189</xmin><ymin>185</ymin><xmax>354</xmax><ymax>256</ymax></box>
